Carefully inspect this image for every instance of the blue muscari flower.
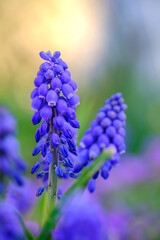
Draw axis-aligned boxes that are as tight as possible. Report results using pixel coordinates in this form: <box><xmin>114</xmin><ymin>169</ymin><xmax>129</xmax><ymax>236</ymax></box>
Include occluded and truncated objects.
<box><xmin>68</xmin><ymin>171</ymin><xmax>79</xmax><ymax>178</ymax></box>
<box><xmin>57</xmin><ymin>187</ymin><xmax>62</xmax><ymax>200</ymax></box>
<box><xmin>32</xmin><ymin>112</ymin><xmax>42</xmax><ymax>125</ymax></box>
<box><xmin>74</xmin><ymin>93</ymin><xmax>127</xmax><ymax>193</ymax></box>
<box><xmin>51</xmin><ymin>77</ymin><xmax>62</xmax><ymax>93</ymax></box>
<box><xmin>53</xmin><ymin>195</ymin><xmax>108</xmax><ymax>240</ymax></box>
<box><xmin>87</xmin><ymin>178</ymin><xmax>96</xmax><ymax>193</ymax></box>
<box><xmin>36</xmin><ymin>187</ymin><xmax>45</xmax><ymax>197</ymax></box>
<box><xmin>0</xmin><ymin>201</ymin><xmax>25</xmax><ymax>240</ymax></box>
<box><xmin>31</xmin><ymin>162</ymin><xmax>41</xmax><ymax>174</ymax></box>
<box><xmin>35</xmin><ymin>128</ymin><xmax>41</xmax><ymax>142</ymax></box>
<box><xmin>63</xmin><ymin>157</ymin><xmax>73</xmax><ymax>168</ymax></box>
<box><xmin>51</xmin><ymin>133</ymin><xmax>60</xmax><ymax>147</ymax></box>
<box><xmin>0</xmin><ymin>107</ymin><xmax>27</xmax><ymax>195</ymax></box>
<box><xmin>55</xmin><ymin>167</ymin><xmax>63</xmax><ymax>178</ymax></box>
<box><xmin>31</xmin><ymin>51</ymin><xmax>80</xmax><ymax>196</ymax></box>
<box><xmin>45</xmin><ymin>152</ymin><xmax>53</xmax><ymax>164</ymax></box>
<box><xmin>37</xmin><ymin>170</ymin><xmax>45</xmax><ymax>179</ymax></box>
<box><xmin>32</xmin><ymin>144</ymin><xmax>41</xmax><ymax>156</ymax></box>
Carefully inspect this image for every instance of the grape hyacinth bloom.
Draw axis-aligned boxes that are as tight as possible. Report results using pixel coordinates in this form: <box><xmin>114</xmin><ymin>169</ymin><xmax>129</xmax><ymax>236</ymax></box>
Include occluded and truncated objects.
<box><xmin>31</xmin><ymin>51</ymin><xmax>80</xmax><ymax>197</ymax></box>
<box><xmin>53</xmin><ymin>195</ymin><xmax>108</xmax><ymax>240</ymax></box>
<box><xmin>74</xmin><ymin>93</ymin><xmax>127</xmax><ymax>193</ymax></box>
<box><xmin>0</xmin><ymin>201</ymin><xmax>25</xmax><ymax>240</ymax></box>
<box><xmin>0</xmin><ymin>107</ymin><xmax>27</xmax><ymax>195</ymax></box>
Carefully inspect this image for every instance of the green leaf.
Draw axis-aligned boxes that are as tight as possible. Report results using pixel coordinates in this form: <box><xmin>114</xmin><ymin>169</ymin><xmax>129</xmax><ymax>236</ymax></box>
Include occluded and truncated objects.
<box><xmin>16</xmin><ymin>210</ymin><xmax>34</xmax><ymax>240</ymax></box>
<box><xmin>36</xmin><ymin>147</ymin><xmax>114</xmax><ymax>240</ymax></box>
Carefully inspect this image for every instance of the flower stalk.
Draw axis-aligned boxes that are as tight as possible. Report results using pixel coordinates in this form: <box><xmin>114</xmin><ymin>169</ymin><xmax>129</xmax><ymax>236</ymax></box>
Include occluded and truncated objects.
<box><xmin>48</xmin><ymin>108</ymin><xmax>58</xmax><ymax>212</ymax></box>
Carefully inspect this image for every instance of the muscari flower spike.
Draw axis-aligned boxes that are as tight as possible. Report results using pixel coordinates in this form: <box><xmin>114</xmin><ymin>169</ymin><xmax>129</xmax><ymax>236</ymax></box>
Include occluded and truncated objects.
<box><xmin>0</xmin><ymin>107</ymin><xmax>27</xmax><ymax>195</ymax></box>
<box><xmin>73</xmin><ymin>93</ymin><xmax>127</xmax><ymax>193</ymax></box>
<box><xmin>31</xmin><ymin>51</ymin><xmax>80</xmax><ymax>196</ymax></box>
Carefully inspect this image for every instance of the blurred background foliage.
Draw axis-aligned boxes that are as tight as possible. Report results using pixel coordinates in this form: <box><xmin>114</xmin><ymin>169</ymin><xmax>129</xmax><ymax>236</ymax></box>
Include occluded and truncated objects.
<box><xmin>0</xmin><ymin>0</ymin><xmax>160</xmax><ymax>237</ymax></box>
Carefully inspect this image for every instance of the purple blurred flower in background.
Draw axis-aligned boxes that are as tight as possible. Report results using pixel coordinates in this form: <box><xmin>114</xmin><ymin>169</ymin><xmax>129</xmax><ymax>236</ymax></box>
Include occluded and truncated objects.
<box><xmin>86</xmin><ymin>136</ymin><xmax>160</xmax><ymax>197</ymax></box>
<box><xmin>0</xmin><ymin>107</ymin><xmax>27</xmax><ymax>195</ymax></box>
<box><xmin>6</xmin><ymin>178</ymin><xmax>38</xmax><ymax>216</ymax></box>
<box><xmin>31</xmin><ymin>51</ymin><xmax>80</xmax><ymax>196</ymax></box>
<box><xmin>74</xmin><ymin>93</ymin><xmax>127</xmax><ymax>193</ymax></box>
<box><xmin>53</xmin><ymin>195</ymin><xmax>108</xmax><ymax>240</ymax></box>
<box><xmin>0</xmin><ymin>201</ymin><xmax>25</xmax><ymax>240</ymax></box>
<box><xmin>25</xmin><ymin>221</ymin><xmax>40</xmax><ymax>238</ymax></box>
<box><xmin>107</xmin><ymin>205</ymin><xmax>160</xmax><ymax>240</ymax></box>
<box><xmin>142</xmin><ymin>136</ymin><xmax>160</xmax><ymax>173</ymax></box>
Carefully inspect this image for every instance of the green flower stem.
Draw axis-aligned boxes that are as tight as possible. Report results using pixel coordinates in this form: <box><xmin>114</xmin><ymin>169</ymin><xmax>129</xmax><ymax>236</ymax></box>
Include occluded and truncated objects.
<box><xmin>47</xmin><ymin>109</ymin><xmax>58</xmax><ymax>213</ymax></box>
<box><xmin>47</xmin><ymin>152</ymin><xmax>57</xmax><ymax>212</ymax></box>
<box><xmin>37</xmin><ymin>147</ymin><xmax>114</xmax><ymax>240</ymax></box>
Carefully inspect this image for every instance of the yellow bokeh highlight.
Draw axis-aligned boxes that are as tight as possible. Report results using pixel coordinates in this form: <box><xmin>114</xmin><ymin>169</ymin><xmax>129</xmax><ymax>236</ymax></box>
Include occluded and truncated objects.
<box><xmin>0</xmin><ymin>0</ymin><xmax>109</xmax><ymax>110</ymax></box>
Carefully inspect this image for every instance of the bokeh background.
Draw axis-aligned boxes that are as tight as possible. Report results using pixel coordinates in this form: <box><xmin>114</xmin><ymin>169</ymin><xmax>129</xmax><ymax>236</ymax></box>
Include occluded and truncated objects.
<box><xmin>1</xmin><ymin>0</ymin><xmax>160</xmax><ymax>239</ymax></box>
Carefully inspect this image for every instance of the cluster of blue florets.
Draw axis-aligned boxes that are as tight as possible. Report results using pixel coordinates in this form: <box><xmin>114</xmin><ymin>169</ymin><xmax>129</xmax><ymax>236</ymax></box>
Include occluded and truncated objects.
<box><xmin>73</xmin><ymin>93</ymin><xmax>127</xmax><ymax>193</ymax></box>
<box><xmin>0</xmin><ymin>107</ymin><xmax>26</xmax><ymax>194</ymax></box>
<box><xmin>30</xmin><ymin>51</ymin><xmax>80</xmax><ymax>196</ymax></box>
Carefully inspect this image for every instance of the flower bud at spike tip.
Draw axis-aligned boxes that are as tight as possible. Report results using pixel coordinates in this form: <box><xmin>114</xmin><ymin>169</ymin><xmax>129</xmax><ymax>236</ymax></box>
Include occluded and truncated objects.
<box><xmin>39</xmin><ymin>51</ymin><xmax>50</xmax><ymax>60</ymax></box>
<box><xmin>51</xmin><ymin>51</ymin><xmax>61</xmax><ymax>61</ymax></box>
